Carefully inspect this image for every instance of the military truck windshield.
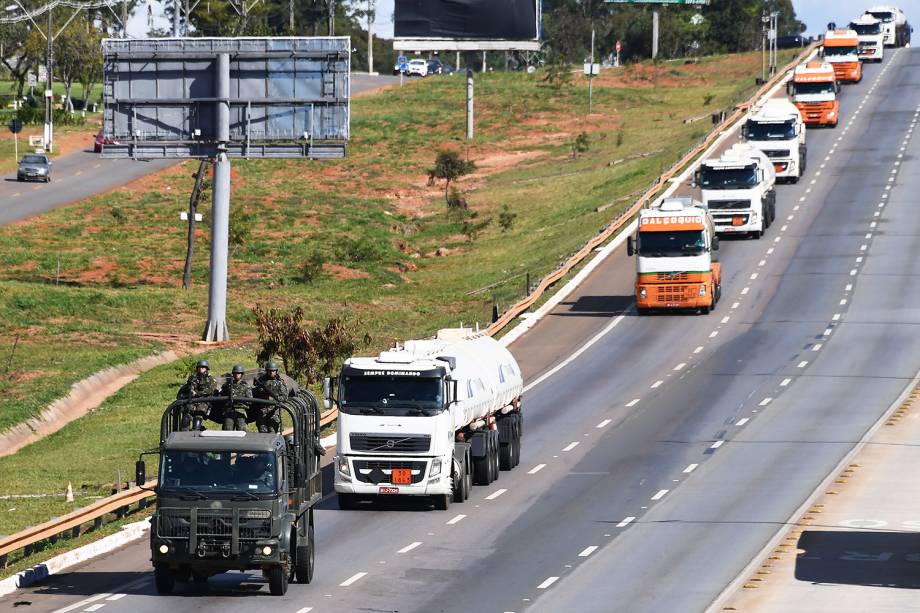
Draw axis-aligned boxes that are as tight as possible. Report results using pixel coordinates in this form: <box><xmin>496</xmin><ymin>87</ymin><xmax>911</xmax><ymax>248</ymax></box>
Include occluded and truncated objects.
<box><xmin>159</xmin><ymin>451</ymin><xmax>278</xmax><ymax>496</ymax></box>
<box><xmin>637</xmin><ymin>230</ymin><xmax>706</xmax><ymax>257</ymax></box>
<box><xmin>341</xmin><ymin>375</ymin><xmax>443</xmax><ymax>416</ymax></box>
<box><xmin>793</xmin><ymin>81</ymin><xmax>836</xmax><ymax>96</ymax></box>
<box><xmin>868</xmin><ymin>11</ymin><xmax>893</xmax><ymax>22</ymax></box>
<box><xmin>851</xmin><ymin>23</ymin><xmax>881</xmax><ymax>35</ymax></box>
<box><xmin>824</xmin><ymin>45</ymin><xmax>858</xmax><ymax>58</ymax></box>
<box><xmin>700</xmin><ymin>166</ymin><xmax>758</xmax><ymax>189</ymax></box>
<box><xmin>746</xmin><ymin>120</ymin><xmax>796</xmax><ymax>140</ymax></box>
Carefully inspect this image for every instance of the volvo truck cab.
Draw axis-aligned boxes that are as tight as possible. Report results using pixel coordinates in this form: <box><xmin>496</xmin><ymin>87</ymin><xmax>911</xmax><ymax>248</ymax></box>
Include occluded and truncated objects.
<box><xmin>696</xmin><ymin>143</ymin><xmax>777</xmax><ymax>239</ymax></box>
<box><xmin>743</xmin><ymin>98</ymin><xmax>807</xmax><ymax>183</ymax></box>
<box><xmin>850</xmin><ymin>14</ymin><xmax>885</xmax><ymax>61</ymax></box>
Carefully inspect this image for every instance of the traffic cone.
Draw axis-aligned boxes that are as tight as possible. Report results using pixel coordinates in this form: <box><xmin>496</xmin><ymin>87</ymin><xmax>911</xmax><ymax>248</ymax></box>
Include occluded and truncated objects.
<box><xmin>65</xmin><ymin>482</ymin><xmax>74</xmax><ymax>503</ymax></box>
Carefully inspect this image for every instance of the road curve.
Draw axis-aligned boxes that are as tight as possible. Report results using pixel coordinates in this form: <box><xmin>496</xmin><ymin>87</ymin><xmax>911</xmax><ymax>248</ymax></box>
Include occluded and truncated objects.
<box><xmin>2</xmin><ymin>53</ymin><xmax>918</xmax><ymax>613</ymax></box>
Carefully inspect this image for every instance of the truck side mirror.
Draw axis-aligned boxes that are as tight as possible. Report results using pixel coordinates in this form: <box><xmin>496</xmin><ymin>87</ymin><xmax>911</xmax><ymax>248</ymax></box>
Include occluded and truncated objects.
<box><xmin>740</xmin><ymin>123</ymin><xmax>749</xmax><ymax>140</ymax></box>
<box><xmin>627</xmin><ymin>236</ymin><xmax>635</xmax><ymax>257</ymax></box>
<box><xmin>135</xmin><ymin>460</ymin><xmax>146</xmax><ymax>486</ymax></box>
<box><xmin>446</xmin><ymin>379</ymin><xmax>459</xmax><ymax>405</ymax></box>
<box><xmin>295</xmin><ymin>462</ymin><xmax>306</xmax><ymax>484</ymax></box>
<box><xmin>786</xmin><ymin>82</ymin><xmax>793</xmax><ymax>96</ymax></box>
<box><xmin>322</xmin><ymin>377</ymin><xmax>333</xmax><ymax>410</ymax></box>
<box><xmin>712</xmin><ymin>236</ymin><xmax>720</xmax><ymax>251</ymax></box>
<box><xmin>691</xmin><ymin>170</ymin><xmax>700</xmax><ymax>188</ymax></box>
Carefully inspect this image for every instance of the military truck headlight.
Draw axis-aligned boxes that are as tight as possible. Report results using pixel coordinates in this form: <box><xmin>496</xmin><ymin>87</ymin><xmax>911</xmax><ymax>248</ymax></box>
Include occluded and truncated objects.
<box><xmin>638</xmin><ymin>287</ymin><xmax>648</xmax><ymax>299</ymax></box>
<box><xmin>430</xmin><ymin>459</ymin><xmax>442</xmax><ymax>478</ymax></box>
<box><xmin>159</xmin><ymin>544</ymin><xmax>169</xmax><ymax>554</ymax></box>
<box><xmin>699</xmin><ymin>285</ymin><xmax>707</xmax><ymax>297</ymax></box>
<box><xmin>336</xmin><ymin>455</ymin><xmax>351</xmax><ymax>477</ymax></box>
<box><xmin>262</xmin><ymin>546</ymin><xmax>273</xmax><ymax>556</ymax></box>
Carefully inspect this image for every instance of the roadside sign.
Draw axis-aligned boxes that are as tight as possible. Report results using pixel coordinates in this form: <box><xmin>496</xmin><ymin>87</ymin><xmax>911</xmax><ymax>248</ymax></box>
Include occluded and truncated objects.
<box><xmin>180</xmin><ymin>211</ymin><xmax>203</xmax><ymax>222</ymax></box>
<box><xmin>27</xmin><ymin>72</ymin><xmax>36</xmax><ymax>87</ymax></box>
<box><xmin>37</xmin><ymin>65</ymin><xmax>46</xmax><ymax>82</ymax></box>
<box><xmin>397</xmin><ymin>54</ymin><xmax>408</xmax><ymax>71</ymax></box>
<box><xmin>8</xmin><ymin>119</ymin><xmax>22</xmax><ymax>134</ymax></box>
<box><xmin>583</xmin><ymin>63</ymin><xmax>600</xmax><ymax>76</ymax></box>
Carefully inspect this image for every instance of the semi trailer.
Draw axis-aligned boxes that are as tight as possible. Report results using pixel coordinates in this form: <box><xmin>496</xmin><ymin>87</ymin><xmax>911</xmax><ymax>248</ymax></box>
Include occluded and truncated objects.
<box><xmin>327</xmin><ymin>328</ymin><xmax>524</xmax><ymax>511</ymax></box>
<box><xmin>743</xmin><ymin>98</ymin><xmax>807</xmax><ymax>184</ymax></box>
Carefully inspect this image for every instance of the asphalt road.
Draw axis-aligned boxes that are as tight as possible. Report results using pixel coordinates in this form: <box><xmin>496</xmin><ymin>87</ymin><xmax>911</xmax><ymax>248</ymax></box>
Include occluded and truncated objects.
<box><xmin>2</xmin><ymin>52</ymin><xmax>919</xmax><ymax>613</ymax></box>
<box><xmin>0</xmin><ymin>74</ymin><xmax>401</xmax><ymax>227</ymax></box>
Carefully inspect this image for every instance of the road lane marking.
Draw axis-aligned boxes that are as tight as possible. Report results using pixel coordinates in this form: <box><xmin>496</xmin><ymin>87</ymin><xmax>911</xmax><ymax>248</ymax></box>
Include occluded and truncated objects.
<box><xmin>731</xmin><ymin>302</ymin><xmax>740</xmax><ymax>309</ymax></box>
<box><xmin>683</xmin><ymin>463</ymin><xmax>698</xmax><ymax>473</ymax></box>
<box><xmin>596</xmin><ymin>419</ymin><xmax>611</xmax><ymax>429</ymax></box>
<box><xmin>812</xmin><ymin>343</ymin><xmax>822</xmax><ymax>352</ymax></box>
<box><xmin>710</xmin><ymin>440</ymin><xmax>724</xmax><ymax>449</ymax></box>
<box><xmin>780</xmin><ymin>378</ymin><xmax>792</xmax><ymax>386</ymax></box>
<box><xmin>721</xmin><ymin>316</ymin><xmax>730</xmax><ymax>324</ymax></box>
<box><xmin>651</xmin><ymin>380</ymin><xmax>663</xmax><ymax>389</ymax></box>
<box><xmin>798</xmin><ymin>360</ymin><xmax>808</xmax><ymax>368</ymax></box>
<box><xmin>523</xmin><ymin>314</ymin><xmax>626</xmax><ymax>393</ymax></box>
<box><xmin>824</xmin><ymin>328</ymin><xmax>833</xmax><ymax>336</ymax></box>
<box><xmin>52</xmin><ymin>594</ymin><xmax>112</xmax><ymax>613</ymax></box>
<box><xmin>845</xmin><ymin>284</ymin><xmax>853</xmax><ymax>291</ymax></box>
<box><xmin>105</xmin><ymin>595</ymin><xmax>126</xmax><ymax>602</ymax></box>
<box><xmin>833</xmin><ymin>313</ymin><xmax>841</xmax><ymax>321</ymax></box>
<box><xmin>759</xmin><ymin>259</ymin><xmax>767</xmax><ymax>266</ymax></box>
<box><xmin>398</xmin><ymin>542</ymin><xmax>422</xmax><ymax>554</ymax></box>
<box><xmin>736</xmin><ymin>418</ymin><xmax>749</xmax><ymax>426</ymax></box>
<box><xmin>537</xmin><ymin>577</ymin><xmax>559</xmax><ymax>589</ymax></box>
<box><xmin>651</xmin><ymin>489</ymin><xmax>668</xmax><ymax>500</ymax></box>
<box><xmin>84</xmin><ymin>606</ymin><xmax>105</xmax><ymax>612</ymax></box>
<box><xmin>709</xmin><ymin>331</ymin><xmax>719</xmax><ymax>338</ymax></box>
<box><xmin>562</xmin><ymin>441</ymin><xmax>580</xmax><ymax>452</ymax></box>
<box><xmin>673</xmin><ymin>362</ymin><xmax>686</xmax><ymax>371</ymax></box>
<box><xmin>294</xmin><ymin>609</ymin><xmax>313</xmax><ymax>613</ymax></box>
<box><xmin>486</xmin><ymin>488</ymin><xmax>507</xmax><ymax>500</ymax></box>
<box><xmin>447</xmin><ymin>514</ymin><xmax>466</xmax><ymax>525</ymax></box>
<box><xmin>625</xmin><ymin>399</ymin><xmax>640</xmax><ymax>407</ymax></box>
<box><xmin>340</xmin><ymin>572</ymin><xmax>367</xmax><ymax>587</ymax></box>
<box><xmin>694</xmin><ymin>346</ymin><xmax>703</xmax><ymax>354</ymax></box>
<box><xmin>579</xmin><ymin>546</ymin><xmax>599</xmax><ymax>557</ymax></box>
<box><xmin>617</xmin><ymin>516</ymin><xmax>636</xmax><ymax>527</ymax></box>
<box><xmin>741</xmin><ymin>287</ymin><xmax>749</xmax><ymax>295</ymax></box>
<box><xmin>759</xmin><ymin>397</ymin><xmax>772</xmax><ymax>406</ymax></box>
<box><xmin>11</xmin><ymin>192</ymin><xmax>20</xmax><ymax>197</ymax></box>
<box><xmin>840</xmin><ymin>298</ymin><xmax>848</xmax><ymax>305</ymax></box>
<box><xmin>750</xmin><ymin>273</ymin><xmax>758</xmax><ymax>280</ymax></box>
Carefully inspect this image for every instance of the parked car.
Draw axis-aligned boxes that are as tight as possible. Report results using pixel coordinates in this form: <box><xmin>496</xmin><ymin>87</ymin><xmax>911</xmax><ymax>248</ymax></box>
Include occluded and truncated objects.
<box><xmin>17</xmin><ymin>154</ymin><xmax>51</xmax><ymax>182</ymax></box>
<box><xmin>777</xmin><ymin>34</ymin><xmax>811</xmax><ymax>49</ymax></box>
<box><xmin>427</xmin><ymin>58</ymin><xmax>444</xmax><ymax>75</ymax></box>
<box><xmin>94</xmin><ymin>132</ymin><xmax>120</xmax><ymax>153</ymax></box>
<box><xmin>406</xmin><ymin>58</ymin><xmax>428</xmax><ymax>77</ymax></box>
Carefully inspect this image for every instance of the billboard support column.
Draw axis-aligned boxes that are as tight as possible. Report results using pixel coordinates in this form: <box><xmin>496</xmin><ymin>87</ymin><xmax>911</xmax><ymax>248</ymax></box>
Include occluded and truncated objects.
<box><xmin>482</xmin><ymin>51</ymin><xmax>487</xmax><ymax>73</ymax></box>
<box><xmin>652</xmin><ymin>9</ymin><xmax>659</xmax><ymax>59</ymax></box>
<box><xmin>466</xmin><ymin>65</ymin><xmax>474</xmax><ymax>140</ymax></box>
<box><xmin>203</xmin><ymin>52</ymin><xmax>232</xmax><ymax>342</ymax></box>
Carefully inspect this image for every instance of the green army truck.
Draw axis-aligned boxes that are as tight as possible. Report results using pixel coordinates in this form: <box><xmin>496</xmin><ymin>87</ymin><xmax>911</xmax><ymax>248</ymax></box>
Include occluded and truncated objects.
<box><xmin>134</xmin><ymin>373</ymin><xmax>323</xmax><ymax>596</ymax></box>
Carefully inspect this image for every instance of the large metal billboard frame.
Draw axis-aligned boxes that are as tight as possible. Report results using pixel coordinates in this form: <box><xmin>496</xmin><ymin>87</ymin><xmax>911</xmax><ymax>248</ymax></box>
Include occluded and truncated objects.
<box><xmin>101</xmin><ymin>37</ymin><xmax>350</xmax><ymax>160</ymax></box>
<box><xmin>393</xmin><ymin>0</ymin><xmax>542</xmax><ymax>52</ymax></box>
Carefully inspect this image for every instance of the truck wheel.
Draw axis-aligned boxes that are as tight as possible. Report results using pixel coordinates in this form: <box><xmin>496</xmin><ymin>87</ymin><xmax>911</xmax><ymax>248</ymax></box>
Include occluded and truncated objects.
<box><xmin>499</xmin><ymin>441</ymin><xmax>513</xmax><ymax>471</ymax></box>
<box><xmin>432</xmin><ymin>493</ymin><xmax>450</xmax><ymax>510</ymax></box>
<box><xmin>473</xmin><ymin>450</ymin><xmax>490</xmax><ymax>486</ymax></box>
<box><xmin>154</xmin><ymin>563</ymin><xmax>175</xmax><ymax>594</ymax></box>
<box><xmin>512</xmin><ymin>417</ymin><xmax>523</xmax><ymax>468</ymax></box>
<box><xmin>453</xmin><ymin>457</ymin><xmax>468</xmax><ymax>503</ymax></box>
<box><xmin>337</xmin><ymin>493</ymin><xmax>358</xmax><ymax>510</ymax></box>
<box><xmin>464</xmin><ymin>458</ymin><xmax>473</xmax><ymax>497</ymax></box>
<box><xmin>294</xmin><ymin>525</ymin><xmax>314</xmax><ymax>584</ymax></box>
<box><xmin>490</xmin><ymin>431</ymin><xmax>500</xmax><ymax>482</ymax></box>
<box><xmin>268</xmin><ymin>564</ymin><xmax>288</xmax><ymax>596</ymax></box>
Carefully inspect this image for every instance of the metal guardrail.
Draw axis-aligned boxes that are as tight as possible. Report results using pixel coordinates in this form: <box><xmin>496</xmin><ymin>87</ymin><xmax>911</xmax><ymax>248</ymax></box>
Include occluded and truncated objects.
<box><xmin>0</xmin><ymin>45</ymin><xmax>818</xmax><ymax>575</ymax></box>
<box><xmin>485</xmin><ymin>43</ymin><xmax>819</xmax><ymax>337</ymax></box>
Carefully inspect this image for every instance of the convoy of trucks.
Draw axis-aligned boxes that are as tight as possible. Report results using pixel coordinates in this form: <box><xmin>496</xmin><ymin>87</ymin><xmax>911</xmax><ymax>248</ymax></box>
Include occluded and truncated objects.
<box><xmin>865</xmin><ymin>5</ymin><xmax>911</xmax><ymax>46</ymax></box>
<box><xmin>326</xmin><ymin>329</ymin><xmax>524</xmax><ymax>511</ymax></box>
<box><xmin>696</xmin><ymin>144</ymin><xmax>777</xmax><ymax>239</ymax></box>
<box><xmin>743</xmin><ymin>99</ymin><xmax>807</xmax><ymax>183</ymax></box>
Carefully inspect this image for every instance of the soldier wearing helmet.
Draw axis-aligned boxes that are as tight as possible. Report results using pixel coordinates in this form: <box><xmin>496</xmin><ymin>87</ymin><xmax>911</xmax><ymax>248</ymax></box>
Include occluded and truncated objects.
<box><xmin>254</xmin><ymin>361</ymin><xmax>288</xmax><ymax>433</ymax></box>
<box><xmin>181</xmin><ymin>359</ymin><xmax>217</xmax><ymax>431</ymax></box>
<box><xmin>219</xmin><ymin>364</ymin><xmax>252</xmax><ymax>431</ymax></box>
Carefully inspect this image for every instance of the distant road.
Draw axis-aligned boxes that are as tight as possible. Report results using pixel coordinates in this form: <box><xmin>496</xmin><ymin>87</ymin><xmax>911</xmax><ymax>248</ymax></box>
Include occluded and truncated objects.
<box><xmin>0</xmin><ymin>74</ymin><xmax>401</xmax><ymax>226</ymax></box>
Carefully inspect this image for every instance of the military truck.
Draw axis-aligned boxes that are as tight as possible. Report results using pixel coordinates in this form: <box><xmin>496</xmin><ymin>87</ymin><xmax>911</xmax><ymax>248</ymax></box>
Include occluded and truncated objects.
<box><xmin>135</xmin><ymin>371</ymin><xmax>323</xmax><ymax>596</ymax></box>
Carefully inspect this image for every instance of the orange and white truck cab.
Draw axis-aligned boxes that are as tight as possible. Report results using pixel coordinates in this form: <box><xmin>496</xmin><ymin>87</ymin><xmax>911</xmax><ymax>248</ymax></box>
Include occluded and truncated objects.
<box><xmin>823</xmin><ymin>28</ymin><xmax>863</xmax><ymax>83</ymax></box>
<box><xmin>627</xmin><ymin>197</ymin><xmax>721</xmax><ymax>315</ymax></box>
<box><xmin>789</xmin><ymin>61</ymin><xmax>840</xmax><ymax>127</ymax></box>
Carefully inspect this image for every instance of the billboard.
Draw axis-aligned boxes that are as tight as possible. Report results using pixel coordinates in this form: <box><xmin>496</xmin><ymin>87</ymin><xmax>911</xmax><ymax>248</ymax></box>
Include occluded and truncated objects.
<box><xmin>101</xmin><ymin>37</ymin><xmax>350</xmax><ymax>159</ymax></box>
<box><xmin>394</xmin><ymin>0</ymin><xmax>541</xmax><ymax>51</ymax></box>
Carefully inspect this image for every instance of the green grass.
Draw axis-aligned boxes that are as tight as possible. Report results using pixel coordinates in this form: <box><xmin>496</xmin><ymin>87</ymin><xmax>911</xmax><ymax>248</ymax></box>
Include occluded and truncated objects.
<box><xmin>0</xmin><ymin>50</ymin><xmax>787</xmax><ymax>534</ymax></box>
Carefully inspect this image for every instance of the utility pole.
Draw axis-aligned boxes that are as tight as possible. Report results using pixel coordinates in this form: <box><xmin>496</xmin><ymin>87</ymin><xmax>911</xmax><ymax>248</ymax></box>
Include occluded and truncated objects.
<box><xmin>172</xmin><ymin>0</ymin><xmax>180</xmax><ymax>36</ymax></box>
<box><xmin>367</xmin><ymin>0</ymin><xmax>373</xmax><ymax>74</ymax></box>
<box><xmin>122</xmin><ymin>0</ymin><xmax>128</xmax><ymax>37</ymax></box>
<box><xmin>466</xmin><ymin>59</ymin><xmax>474</xmax><ymax>140</ymax></box>
<box><xmin>327</xmin><ymin>0</ymin><xmax>334</xmax><ymax>35</ymax></box>
<box><xmin>588</xmin><ymin>26</ymin><xmax>595</xmax><ymax>113</ymax></box>
<box><xmin>44</xmin><ymin>7</ymin><xmax>53</xmax><ymax>153</ymax></box>
<box><xmin>651</xmin><ymin>9</ymin><xmax>659</xmax><ymax>59</ymax></box>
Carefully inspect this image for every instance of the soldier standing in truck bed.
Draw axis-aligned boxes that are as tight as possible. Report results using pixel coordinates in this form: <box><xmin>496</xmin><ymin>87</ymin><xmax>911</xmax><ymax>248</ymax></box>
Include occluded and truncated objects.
<box><xmin>220</xmin><ymin>364</ymin><xmax>252</xmax><ymax>431</ymax></box>
<box><xmin>182</xmin><ymin>360</ymin><xmax>217</xmax><ymax>431</ymax></box>
<box><xmin>254</xmin><ymin>362</ymin><xmax>287</xmax><ymax>433</ymax></box>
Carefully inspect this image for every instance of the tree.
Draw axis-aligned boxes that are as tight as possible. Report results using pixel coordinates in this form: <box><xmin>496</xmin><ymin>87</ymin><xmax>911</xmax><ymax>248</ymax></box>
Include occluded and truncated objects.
<box><xmin>56</xmin><ymin>25</ymin><xmax>102</xmax><ymax>112</ymax></box>
<box><xmin>428</xmin><ymin>150</ymin><xmax>476</xmax><ymax>207</ymax></box>
<box><xmin>0</xmin><ymin>23</ymin><xmax>35</xmax><ymax>98</ymax></box>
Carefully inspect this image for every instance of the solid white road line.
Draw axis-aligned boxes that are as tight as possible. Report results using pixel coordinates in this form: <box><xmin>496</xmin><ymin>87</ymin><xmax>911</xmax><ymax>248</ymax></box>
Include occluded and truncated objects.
<box><xmin>683</xmin><ymin>463</ymin><xmax>698</xmax><ymax>474</ymax></box>
<box><xmin>562</xmin><ymin>442</ymin><xmax>580</xmax><ymax>452</ymax></box>
<box><xmin>447</xmin><ymin>514</ymin><xmax>466</xmax><ymax>525</ymax></box>
<box><xmin>398</xmin><ymin>542</ymin><xmax>422</xmax><ymax>554</ymax></box>
<box><xmin>579</xmin><ymin>546</ymin><xmax>599</xmax><ymax>557</ymax></box>
<box><xmin>340</xmin><ymin>572</ymin><xmax>367</xmax><ymax>587</ymax></box>
<box><xmin>105</xmin><ymin>595</ymin><xmax>126</xmax><ymax>601</ymax></box>
<box><xmin>537</xmin><ymin>577</ymin><xmax>559</xmax><ymax>589</ymax></box>
<box><xmin>617</xmin><ymin>516</ymin><xmax>636</xmax><ymax>528</ymax></box>
<box><xmin>523</xmin><ymin>314</ymin><xmax>627</xmax><ymax>393</ymax></box>
<box><xmin>651</xmin><ymin>489</ymin><xmax>668</xmax><ymax>501</ymax></box>
<box><xmin>486</xmin><ymin>489</ymin><xmax>507</xmax><ymax>501</ymax></box>
<box><xmin>596</xmin><ymin>419</ymin><xmax>612</xmax><ymax>429</ymax></box>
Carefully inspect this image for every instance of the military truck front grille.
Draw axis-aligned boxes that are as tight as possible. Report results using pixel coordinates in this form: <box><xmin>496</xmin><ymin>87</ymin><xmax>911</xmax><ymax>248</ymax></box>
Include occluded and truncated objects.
<box><xmin>158</xmin><ymin>508</ymin><xmax>191</xmax><ymax>538</ymax></box>
<box><xmin>762</xmin><ymin>149</ymin><xmax>790</xmax><ymax>159</ymax></box>
<box><xmin>353</xmin><ymin>460</ymin><xmax>427</xmax><ymax>484</ymax></box>
<box><xmin>239</xmin><ymin>517</ymin><xmax>272</xmax><ymax>540</ymax></box>
<box><xmin>655</xmin><ymin>272</ymin><xmax>688</xmax><ymax>282</ymax></box>
<box><xmin>654</xmin><ymin>285</ymin><xmax>694</xmax><ymax>304</ymax></box>
<box><xmin>350</xmin><ymin>433</ymin><xmax>431</xmax><ymax>453</ymax></box>
<box><xmin>197</xmin><ymin>509</ymin><xmax>232</xmax><ymax>538</ymax></box>
<box><xmin>707</xmin><ymin>200</ymin><xmax>751</xmax><ymax>210</ymax></box>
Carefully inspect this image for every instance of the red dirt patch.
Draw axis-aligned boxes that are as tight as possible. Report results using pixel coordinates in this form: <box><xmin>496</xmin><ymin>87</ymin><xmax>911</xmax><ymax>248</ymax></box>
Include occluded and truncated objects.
<box><xmin>324</xmin><ymin>263</ymin><xmax>370</xmax><ymax>280</ymax></box>
<box><xmin>75</xmin><ymin>256</ymin><xmax>117</xmax><ymax>284</ymax></box>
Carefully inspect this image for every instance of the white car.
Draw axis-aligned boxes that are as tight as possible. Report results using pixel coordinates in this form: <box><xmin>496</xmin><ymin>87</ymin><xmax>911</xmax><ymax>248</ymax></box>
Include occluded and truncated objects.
<box><xmin>406</xmin><ymin>59</ymin><xmax>428</xmax><ymax>77</ymax></box>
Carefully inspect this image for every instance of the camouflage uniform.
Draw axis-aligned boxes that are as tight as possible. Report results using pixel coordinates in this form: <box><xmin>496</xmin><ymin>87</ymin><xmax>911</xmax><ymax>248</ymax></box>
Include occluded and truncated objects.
<box><xmin>255</xmin><ymin>374</ymin><xmax>288</xmax><ymax>433</ymax></box>
<box><xmin>181</xmin><ymin>369</ymin><xmax>217</xmax><ymax>431</ymax></box>
<box><xmin>220</xmin><ymin>367</ymin><xmax>252</xmax><ymax>431</ymax></box>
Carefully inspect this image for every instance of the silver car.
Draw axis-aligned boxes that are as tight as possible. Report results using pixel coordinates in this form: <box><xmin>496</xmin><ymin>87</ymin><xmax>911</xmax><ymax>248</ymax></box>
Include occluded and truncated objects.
<box><xmin>17</xmin><ymin>154</ymin><xmax>52</xmax><ymax>183</ymax></box>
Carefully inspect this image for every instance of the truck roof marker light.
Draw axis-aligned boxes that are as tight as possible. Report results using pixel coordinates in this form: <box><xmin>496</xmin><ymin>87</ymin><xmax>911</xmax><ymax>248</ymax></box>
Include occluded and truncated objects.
<box><xmin>199</xmin><ymin>430</ymin><xmax>246</xmax><ymax>438</ymax></box>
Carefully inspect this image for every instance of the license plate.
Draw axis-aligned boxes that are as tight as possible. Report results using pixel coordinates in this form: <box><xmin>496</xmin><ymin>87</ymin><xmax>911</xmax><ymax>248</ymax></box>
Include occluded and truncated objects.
<box><xmin>378</xmin><ymin>486</ymin><xmax>399</xmax><ymax>494</ymax></box>
<box><xmin>732</xmin><ymin>216</ymin><xmax>745</xmax><ymax>226</ymax></box>
<box><xmin>391</xmin><ymin>468</ymin><xmax>412</xmax><ymax>485</ymax></box>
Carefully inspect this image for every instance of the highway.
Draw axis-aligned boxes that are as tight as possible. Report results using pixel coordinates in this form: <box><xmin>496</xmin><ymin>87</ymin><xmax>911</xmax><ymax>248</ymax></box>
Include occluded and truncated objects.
<box><xmin>0</xmin><ymin>74</ymin><xmax>400</xmax><ymax>227</ymax></box>
<box><xmin>2</xmin><ymin>51</ymin><xmax>919</xmax><ymax>613</ymax></box>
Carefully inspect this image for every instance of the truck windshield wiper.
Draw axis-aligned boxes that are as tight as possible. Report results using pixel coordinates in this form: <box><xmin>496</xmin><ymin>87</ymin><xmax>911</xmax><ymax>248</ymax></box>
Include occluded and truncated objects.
<box><xmin>359</xmin><ymin>406</ymin><xmax>384</xmax><ymax>415</ymax></box>
<box><xmin>161</xmin><ymin>486</ymin><xmax>208</xmax><ymax>500</ymax></box>
<box><xmin>230</xmin><ymin>491</ymin><xmax>263</xmax><ymax>501</ymax></box>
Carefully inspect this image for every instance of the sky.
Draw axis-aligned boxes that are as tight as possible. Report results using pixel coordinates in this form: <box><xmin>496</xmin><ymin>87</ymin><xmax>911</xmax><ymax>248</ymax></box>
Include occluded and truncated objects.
<box><xmin>128</xmin><ymin>1</ymin><xmax>920</xmax><ymax>41</ymax></box>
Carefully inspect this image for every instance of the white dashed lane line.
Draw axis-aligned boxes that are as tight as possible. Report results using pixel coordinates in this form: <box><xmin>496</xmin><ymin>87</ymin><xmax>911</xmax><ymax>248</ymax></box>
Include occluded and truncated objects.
<box><xmin>651</xmin><ymin>489</ymin><xmax>669</xmax><ymax>501</ymax></box>
<box><xmin>537</xmin><ymin>576</ymin><xmax>559</xmax><ymax>589</ymax></box>
<box><xmin>596</xmin><ymin>419</ymin><xmax>612</xmax><ymax>429</ymax></box>
<box><xmin>340</xmin><ymin>572</ymin><xmax>368</xmax><ymax>587</ymax></box>
<box><xmin>683</xmin><ymin>463</ymin><xmax>698</xmax><ymax>473</ymax></box>
<box><xmin>446</xmin><ymin>514</ymin><xmax>466</xmax><ymax>525</ymax></box>
<box><xmin>625</xmin><ymin>399</ymin><xmax>640</xmax><ymax>407</ymax></box>
<box><xmin>616</xmin><ymin>516</ymin><xmax>636</xmax><ymax>528</ymax></box>
<box><xmin>578</xmin><ymin>546</ymin><xmax>599</xmax><ymax>557</ymax></box>
<box><xmin>736</xmin><ymin>418</ymin><xmax>750</xmax><ymax>427</ymax></box>
<box><xmin>710</xmin><ymin>440</ymin><xmax>724</xmax><ymax>449</ymax></box>
<box><xmin>397</xmin><ymin>542</ymin><xmax>422</xmax><ymax>554</ymax></box>
<box><xmin>562</xmin><ymin>441</ymin><xmax>580</xmax><ymax>452</ymax></box>
<box><xmin>485</xmin><ymin>488</ymin><xmax>507</xmax><ymax>501</ymax></box>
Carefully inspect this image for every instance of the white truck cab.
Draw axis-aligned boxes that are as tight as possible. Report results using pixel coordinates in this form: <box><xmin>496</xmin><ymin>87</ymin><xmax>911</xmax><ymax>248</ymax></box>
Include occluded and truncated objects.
<box><xmin>696</xmin><ymin>143</ymin><xmax>777</xmax><ymax>239</ymax></box>
<box><xmin>742</xmin><ymin>98</ymin><xmax>807</xmax><ymax>183</ymax></box>
<box><xmin>850</xmin><ymin>14</ymin><xmax>886</xmax><ymax>61</ymax></box>
<box><xmin>865</xmin><ymin>6</ymin><xmax>911</xmax><ymax>47</ymax></box>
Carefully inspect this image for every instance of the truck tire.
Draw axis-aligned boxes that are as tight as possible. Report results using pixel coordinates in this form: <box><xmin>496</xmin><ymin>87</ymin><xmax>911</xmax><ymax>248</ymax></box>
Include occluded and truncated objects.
<box><xmin>337</xmin><ymin>493</ymin><xmax>359</xmax><ymax>510</ymax></box>
<box><xmin>268</xmin><ymin>564</ymin><xmax>288</xmax><ymax>596</ymax></box>
<box><xmin>513</xmin><ymin>416</ymin><xmax>523</xmax><ymax>468</ymax></box>
<box><xmin>490</xmin><ymin>430</ymin><xmax>500</xmax><ymax>482</ymax></box>
<box><xmin>801</xmin><ymin>146</ymin><xmax>807</xmax><ymax>172</ymax></box>
<box><xmin>154</xmin><ymin>563</ymin><xmax>175</xmax><ymax>594</ymax></box>
<box><xmin>453</xmin><ymin>456</ymin><xmax>468</xmax><ymax>503</ymax></box>
<box><xmin>294</xmin><ymin>525</ymin><xmax>315</xmax><ymax>584</ymax></box>
<box><xmin>432</xmin><ymin>493</ymin><xmax>450</xmax><ymax>510</ymax></box>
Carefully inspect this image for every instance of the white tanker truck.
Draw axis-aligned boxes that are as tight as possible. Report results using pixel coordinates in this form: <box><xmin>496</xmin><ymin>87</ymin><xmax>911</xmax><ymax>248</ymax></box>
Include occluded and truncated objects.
<box><xmin>325</xmin><ymin>328</ymin><xmax>524</xmax><ymax>511</ymax></box>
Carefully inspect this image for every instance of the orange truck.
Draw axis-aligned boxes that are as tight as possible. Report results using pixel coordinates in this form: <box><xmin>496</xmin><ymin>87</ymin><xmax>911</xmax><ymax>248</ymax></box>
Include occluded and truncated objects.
<box><xmin>788</xmin><ymin>61</ymin><xmax>840</xmax><ymax>127</ymax></box>
<box><xmin>627</xmin><ymin>197</ymin><xmax>721</xmax><ymax>315</ymax></box>
<box><xmin>823</xmin><ymin>28</ymin><xmax>863</xmax><ymax>83</ymax></box>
